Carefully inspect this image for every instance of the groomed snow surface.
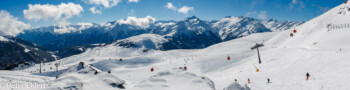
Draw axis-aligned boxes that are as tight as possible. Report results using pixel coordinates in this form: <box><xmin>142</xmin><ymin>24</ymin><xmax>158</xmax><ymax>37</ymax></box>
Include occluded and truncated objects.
<box><xmin>2</xmin><ymin>1</ymin><xmax>350</xmax><ymax>90</ymax></box>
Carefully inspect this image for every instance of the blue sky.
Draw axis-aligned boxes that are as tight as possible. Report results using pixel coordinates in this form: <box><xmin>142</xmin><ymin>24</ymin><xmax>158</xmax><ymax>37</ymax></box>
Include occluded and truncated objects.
<box><xmin>0</xmin><ymin>0</ymin><xmax>343</xmax><ymax>27</ymax></box>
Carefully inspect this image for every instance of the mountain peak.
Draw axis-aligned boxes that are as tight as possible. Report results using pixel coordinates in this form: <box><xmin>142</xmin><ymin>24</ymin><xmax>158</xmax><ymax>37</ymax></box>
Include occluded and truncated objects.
<box><xmin>266</xmin><ymin>18</ymin><xmax>278</xmax><ymax>22</ymax></box>
<box><xmin>185</xmin><ymin>16</ymin><xmax>198</xmax><ymax>20</ymax></box>
<box><xmin>225</xmin><ymin>16</ymin><xmax>233</xmax><ymax>18</ymax></box>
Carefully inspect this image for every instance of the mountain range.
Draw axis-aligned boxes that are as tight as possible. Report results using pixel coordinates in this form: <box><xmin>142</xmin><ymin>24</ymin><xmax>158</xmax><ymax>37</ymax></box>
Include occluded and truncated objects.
<box><xmin>18</xmin><ymin>16</ymin><xmax>303</xmax><ymax>51</ymax></box>
<box><xmin>0</xmin><ymin>16</ymin><xmax>303</xmax><ymax>67</ymax></box>
<box><xmin>0</xmin><ymin>36</ymin><xmax>56</xmax><ymax>69</ymax></box>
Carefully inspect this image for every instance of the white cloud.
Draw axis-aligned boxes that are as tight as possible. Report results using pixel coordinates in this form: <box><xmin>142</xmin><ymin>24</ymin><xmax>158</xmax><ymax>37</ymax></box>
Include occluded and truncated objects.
<box><xmin>128</xmin><ymin>0</ymin><xmax>139</xmax><ymax>3</ymax></box>
<box><xmin>54</xmin><ymin>25</ymin><xmax>78</xmax><ymax>34</ymax></box>
<box><xmin>165</xmin><ymin>3</ymin><xmax>194</xmax><ymax>15</ymax></box>
<box><xmin>90</xmin><ymin>7</ymin><xmax>102</xmax><ymax>14</ymax></box>
<box><xmin>258</xmin><ymin>11</ymin><xmax>267</xmax><ymax>19</ymax></box>
<box><xmin>0</xmin><ymin>10</ymin><xmax>30</xmax><ymax>36</ymax></box>
<box><xmin>82</xmin><ymin>0</ymin><xmax>122</xmax><ymax>8</ymax></box>
<box><xmin>166</xmin><ymin>3</ymin><xmax>177</xmax><ymax>10</ymax></box>
<box><xmin>117</xmin><ymin>16</ymin><xmax>156</xmax><ymax>28</ymax></box>
<box><xmin>245</xmin><ymin>11</ymin><xmax>257</xmax><ymax>17</ymax></box>
<box><xmin>245</xmin><ymin>11</ymin><xmax>267</xmax><ymax>19</ymax></box>
<box><xmin>289</xmin><ymin>0</ymin><xmax>305</xmax><ymax>9</ymax></box>
<box><xmin>178</xmin><ymin>6</ymin><xmax>194</xmax><ymax>14</ymax></box>
<box><xmin>23</xmin><ymin>2</ymin><xmax>83</xmax><ymax>23</ymax></box>
<box><xmin>53</xmin><ymin>22</ymin><xmax>94</xmax><ymax>34</ymax></box>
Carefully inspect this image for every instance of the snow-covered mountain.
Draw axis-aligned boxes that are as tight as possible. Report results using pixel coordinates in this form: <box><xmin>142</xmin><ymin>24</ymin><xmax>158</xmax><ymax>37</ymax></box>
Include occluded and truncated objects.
<box><xmin>213</xmin><ymin>16</ymin><xmax>304</xmax><ymax>41</ymax></box>
<box><xmin>0</xmin><ymin>36</ymin><xmax>56</xmax><ymax>70</ymax></box>
<box><xmin>18</xmin><ymin>22</ymin><xmax>150</xmax><ymax>51</ymax></box>
<box><xmin>115</xmin><ymin>34</ymin><xmax>168</xmax><ymax>50</ymax></box>
<box><xmin>151</xmin><ymin>16</ymin><xmax>222</xmax><ymax>50</ymax></box>
<box><xmin>17</xmin><ymin>16</ymin><xmax>302</xmax><ymax>53</ymax></box>
<box><xmin>213</xmin><ymin>16</ymin><xmax>271</xmax><ymax>41</ymax></box>
<box><xmin>261</xmin><ymin>18</ymin><xmax>304</xmax><ymax>32</ymax></box>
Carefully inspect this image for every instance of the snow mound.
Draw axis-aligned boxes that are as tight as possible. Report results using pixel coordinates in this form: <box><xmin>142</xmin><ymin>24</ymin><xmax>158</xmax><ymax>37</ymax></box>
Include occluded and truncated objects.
<box><xmin>223</xmin><ymin>82</ymin><xmax>251</xmax><ymax>90</ymax></box>
<box><xmin>132</xmin><ymin>69</ymin><xmax>215</xmax><ymax>90</ymax></box>
<box><xmin>50</xmin><ymin>62</ymin><xmax>125</xmax><ymax>90</ymax></box>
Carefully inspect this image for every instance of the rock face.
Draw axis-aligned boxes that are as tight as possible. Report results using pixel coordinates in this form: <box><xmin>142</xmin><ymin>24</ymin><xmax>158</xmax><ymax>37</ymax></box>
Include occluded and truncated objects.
<box><xmin>0</xmin><ymin>36</ymin><xmax>56</xmax><ymax>70</ymax></box>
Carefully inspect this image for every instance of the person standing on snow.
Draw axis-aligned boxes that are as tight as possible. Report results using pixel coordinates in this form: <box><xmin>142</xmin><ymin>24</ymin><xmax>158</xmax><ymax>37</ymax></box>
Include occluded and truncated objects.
<box><xmin>267</xmin><ymin>78</ymin><xmax>270</xmax><ymax>83</ymax></box>
<box><xmin>248</xmin><ymin>78</ymin><xmax>250</xmax><ymax>84</ymax></box>
<box><xmin>306</xmin><ymin>72</ymin><xmax>310</xmax><ymax>80</ymax></box>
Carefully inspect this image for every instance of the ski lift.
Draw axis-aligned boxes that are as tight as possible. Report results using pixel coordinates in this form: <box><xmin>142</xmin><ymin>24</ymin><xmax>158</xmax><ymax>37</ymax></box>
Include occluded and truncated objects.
<box><xmin>290</xmin><ymin>33</ymin><xmax>294</xmax><ymax>37</ymax></box>
<box><xmin>184</xmin><ymin>66</ymin><xmax>187</xmax><ymax>70</ymax></box>
<box><xmin>108</xmin><ymin>71</ymin><xmax>111</xmax><ymax>74</ymax></box>
<box><xmin>150</xmin><ymin>68</ymin><xmax>154</xmax><ymax>72</ymax></box>
<box><xmin>256</xmin><ymin>69</ymin><xmax>260</xmax><ymax>72</ymax></box>
<box><xmin>345</xmin><ymin>1</ymin><xmax>348</xmax><ymax>4</ymax></box>
<box><xmin>293</xmin><ymin>30</ymin><xmax>297</xmax><ymax>33</ymax></box>
<box><xmin>227</xmin><ymin>56</ymin><xmax>231</xmax><ymax>60</ymax></box>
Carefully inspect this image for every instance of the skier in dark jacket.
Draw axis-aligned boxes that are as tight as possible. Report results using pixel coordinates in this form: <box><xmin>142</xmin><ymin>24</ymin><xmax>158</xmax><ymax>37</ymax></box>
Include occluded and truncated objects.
<box><xmin>267</xmin><ymin>78</ymin><xmax>270</xmax><ymax>83</ymax></box>
<box><xmin>306</xmin><ymin>72</ymin><xmax>310</xmax><ymax>80</ymax></box>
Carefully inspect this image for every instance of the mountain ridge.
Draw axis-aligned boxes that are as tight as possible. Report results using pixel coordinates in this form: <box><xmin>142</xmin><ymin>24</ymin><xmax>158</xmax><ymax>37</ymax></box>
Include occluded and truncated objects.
<box><xmin>17</xmin><ymin>16</ymin><xmax>303</xmax><ymax>55</ymax></box>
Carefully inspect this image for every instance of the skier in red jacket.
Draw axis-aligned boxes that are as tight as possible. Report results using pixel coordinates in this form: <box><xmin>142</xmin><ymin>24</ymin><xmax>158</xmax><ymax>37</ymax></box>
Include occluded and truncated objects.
<box><xmin>306</xmin><ymin>72</ymin><xmax>310</xmax><ymax>80</ymax></box>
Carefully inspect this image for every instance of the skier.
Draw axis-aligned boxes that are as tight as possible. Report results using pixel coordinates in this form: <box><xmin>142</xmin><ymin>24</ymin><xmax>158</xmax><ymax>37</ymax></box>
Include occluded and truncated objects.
<box><xmin>120</xmin><ymin>58</ymin><xmax>123</xmax><ymax>61</ymax></box>
<box><xmin>95</xmin><ymin>71</ymin><xmax>98</xmax><ymax>75</ymax></box>
<box><xmin>248</xmin><ymin>78</ymin><xmax>250</xmax><ymax>84</ymax></box>
<box><xmin>235</xmin><ymin>79</ymin><xmax>237</xmax><ymax>82</ymax></box>
<box><xmin>267</xmin><ymin>78</ymin><xmax>270</xmax><ymax>83</ymax></box>
<box><xmin>150</xmin><ymin>67</ymin><xmax>154</xmax><ymax>72</ymax></box>
<box><xmin>306</xmin><ymin>72</ymin><xmax>310</xmax><ymax>80</ymax></box>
